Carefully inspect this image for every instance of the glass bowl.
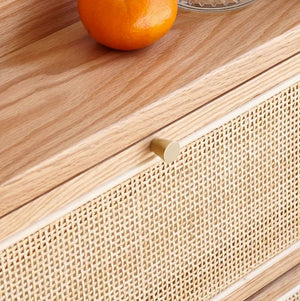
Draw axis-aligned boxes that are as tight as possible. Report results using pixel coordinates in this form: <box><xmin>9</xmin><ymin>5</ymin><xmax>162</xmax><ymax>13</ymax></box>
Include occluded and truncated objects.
<box><xmin>178</xmin><ymin>0</ymin><xmax>257</xmax><ymax>12</ymax></box>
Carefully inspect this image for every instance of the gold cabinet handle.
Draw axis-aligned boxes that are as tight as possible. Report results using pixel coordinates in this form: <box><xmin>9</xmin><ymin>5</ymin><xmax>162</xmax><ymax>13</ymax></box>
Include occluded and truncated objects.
<box><xmin>150</xmin><ymin>138</ymin><xmax>180</xmax><ymax>163</ymax></box>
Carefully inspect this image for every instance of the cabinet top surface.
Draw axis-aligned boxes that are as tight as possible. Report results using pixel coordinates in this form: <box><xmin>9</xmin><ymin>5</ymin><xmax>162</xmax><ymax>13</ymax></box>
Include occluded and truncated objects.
<box><xmin>0</xmin><ymin>0</ymin><xmax>299</xmax><ymax>216</ymax></box>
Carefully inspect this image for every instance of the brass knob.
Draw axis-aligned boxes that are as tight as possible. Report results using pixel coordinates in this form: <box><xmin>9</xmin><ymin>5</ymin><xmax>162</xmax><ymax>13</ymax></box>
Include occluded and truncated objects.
<box><xmin>150</xmin><ymin>138</ymin><xmax>180</xmax><ymax>163</ymax></box>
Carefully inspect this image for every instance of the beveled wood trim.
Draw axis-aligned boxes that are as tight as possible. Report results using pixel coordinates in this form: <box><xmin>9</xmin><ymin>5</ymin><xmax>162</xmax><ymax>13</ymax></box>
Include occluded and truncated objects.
<box><xmin>1</xmin><ymin>0</ymin><xmax>300</xmax><ymax>217</ymax></box>
<box><xmin>277</xmin><ymin>284</ymin><xmax>300</xmax><ymax>301</ymax></box>
<box><xmin>0</xmin><ymin>54</ymin><xmax>299</xmax><ymax>242</ymax></box>
<box><xmin>211</xmin><ymin>242</ymin><xmax>300</xmax><ymax>301</ymax></box>
<box><xmin>247</xmin><ymin>264</ymin><xmax>300</xmax><ymax>301</ymax></box>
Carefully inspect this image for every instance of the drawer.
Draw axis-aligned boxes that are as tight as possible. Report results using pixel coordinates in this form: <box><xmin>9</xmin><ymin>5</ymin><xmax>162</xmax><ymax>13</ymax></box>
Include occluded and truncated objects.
<box><xmin>1</xmin><ymin>75</ymin><xmax>299</xmax><ymax>300</ymax></box>
<box><xmin>1</xmin><ymin>0</ymin><xmax>300</xmax><ymax>217</ymax></box>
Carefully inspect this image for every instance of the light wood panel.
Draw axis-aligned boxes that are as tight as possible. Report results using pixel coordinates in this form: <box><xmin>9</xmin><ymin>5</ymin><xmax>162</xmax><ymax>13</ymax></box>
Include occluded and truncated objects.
<box><xmin>0</xmin><ymin>0</ymin><xmax>299</xmax><ymax>217</ymax></box>
<box><xmin>0</xmin><ymin>54</ymin><xmax>298</xmax><ymax>241</ymax></box>
<box><xmin>246</xmin><ymin>264</ymin><xmax>300</xmax><ymax>301</ymax></box>
<box><xmin>0</xmin><ymin>0</ymin><xmax>78</xmax><ymax>57</ymax></box>
<box><xmin>221</xmin><ymin>248</ymin><xmax>300</xmax><ymax>301</ymax></box>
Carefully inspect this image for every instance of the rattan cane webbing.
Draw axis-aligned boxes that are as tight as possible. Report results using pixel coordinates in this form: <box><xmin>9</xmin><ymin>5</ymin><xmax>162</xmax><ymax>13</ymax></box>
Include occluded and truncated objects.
<box><xmin>286</xmin><ymin>289</ymin><xmax>300</xmax><ymax>301</ymax></box>
<box><xmin>1</xmin><ymin>83</ymin><xmax>299</xmax><ymax>300</ymax></box>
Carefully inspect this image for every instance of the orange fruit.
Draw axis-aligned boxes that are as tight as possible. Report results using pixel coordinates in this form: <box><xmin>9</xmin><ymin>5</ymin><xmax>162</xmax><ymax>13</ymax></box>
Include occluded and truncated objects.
<box><xmin>78</xmin><ymin>0</ymin><xmax>178</xmax><ymax>50</ymax></box>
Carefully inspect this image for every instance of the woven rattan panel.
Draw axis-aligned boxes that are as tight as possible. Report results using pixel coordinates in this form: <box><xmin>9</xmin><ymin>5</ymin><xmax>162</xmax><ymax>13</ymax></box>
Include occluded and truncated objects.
<box><xmin>286</xmin><ymin>289</ymin><xmax>300</xmax><ymax>301</ymax></box>
<box><xmin>1</xmin><ymin>83</ymin><xmax>299</xmax><ymax>300</ymax></box>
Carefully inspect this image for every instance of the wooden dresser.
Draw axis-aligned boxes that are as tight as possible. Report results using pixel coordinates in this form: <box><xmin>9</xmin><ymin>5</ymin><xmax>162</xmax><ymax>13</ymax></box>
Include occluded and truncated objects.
<box><xmin>0</xmin><ymin>0</ymin><xmax>299</xmax><ymax>299</ymax></box>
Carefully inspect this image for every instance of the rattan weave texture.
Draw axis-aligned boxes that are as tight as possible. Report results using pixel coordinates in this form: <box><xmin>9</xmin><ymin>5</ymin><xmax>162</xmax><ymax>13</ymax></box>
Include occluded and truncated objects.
<box><xmin>286</xmin><ymin>289</ymin><xmax>300</xmax><ymax>301</ymax></box>
<box><xmin>0</xmin><ymin>83</ymin><xmax>299</xmax><ymax>300</ymax></box>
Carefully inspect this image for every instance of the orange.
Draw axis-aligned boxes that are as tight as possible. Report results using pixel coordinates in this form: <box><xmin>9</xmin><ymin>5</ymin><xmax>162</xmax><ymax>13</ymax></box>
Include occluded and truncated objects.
<box><xmin>78</xmin><ymin>0</ymin><xmax>178</xmax><ymax>50</ymax></box>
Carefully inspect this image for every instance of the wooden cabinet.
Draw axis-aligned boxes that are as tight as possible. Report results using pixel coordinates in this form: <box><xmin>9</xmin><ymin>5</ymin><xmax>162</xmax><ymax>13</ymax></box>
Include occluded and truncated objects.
<box><xmin>0</xmin><ymin>0</ymin><xmax>299</xmax><ymax>300</ymax></box>
<box><xmin>1</xmin><ymin>76</ymin><xmax>300</xmax><ymax>300</ymax></box>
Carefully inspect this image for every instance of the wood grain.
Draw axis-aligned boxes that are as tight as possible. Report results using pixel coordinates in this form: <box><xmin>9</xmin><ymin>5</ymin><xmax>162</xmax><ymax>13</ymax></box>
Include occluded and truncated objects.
<box><xmin>246</xmin><ymin>264</ymin><xmax>300</xmax><ymax>301</ymax></box>
<box><xmin>0</xmin><ymin>0</ymin><xmax>78</xmax><ymax>57</ymax></box>
<box><xmin>0</xmin><ymin>0</ymin><xmax>300</xmax><ymax>217</ymax></box>
<box><xmin>0</xmin><ymin>53</ymin><xmax>298</xmax><ymax>241</ymax></box>
<box><xmin>222</xmin><ymin>248</ymin><xmax>300</xmax><ymax>301</ymax></box>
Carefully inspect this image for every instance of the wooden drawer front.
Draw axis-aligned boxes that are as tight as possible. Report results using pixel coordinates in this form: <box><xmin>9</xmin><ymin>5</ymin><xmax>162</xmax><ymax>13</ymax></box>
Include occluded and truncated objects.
<box><xmin>1</xmin><ymin>82</ymin><xmax>299</xmax><ymax>300</ymax></box>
